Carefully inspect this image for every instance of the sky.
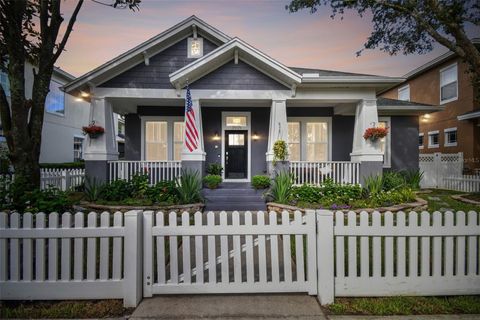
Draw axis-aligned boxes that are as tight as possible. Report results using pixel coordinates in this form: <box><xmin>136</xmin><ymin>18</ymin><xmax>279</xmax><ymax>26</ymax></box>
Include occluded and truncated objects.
<box><xmin>56</xmin><ymin>0</ymin><xmax>480</xmax><ymax>78</ymax></box>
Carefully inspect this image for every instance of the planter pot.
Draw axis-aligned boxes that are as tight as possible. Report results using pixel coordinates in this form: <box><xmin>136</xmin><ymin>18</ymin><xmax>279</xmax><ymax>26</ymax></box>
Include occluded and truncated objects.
<box><xmin>87</xmin><ymin>132</ymin><xmax>104</xmax><ymax>139</ymax></box>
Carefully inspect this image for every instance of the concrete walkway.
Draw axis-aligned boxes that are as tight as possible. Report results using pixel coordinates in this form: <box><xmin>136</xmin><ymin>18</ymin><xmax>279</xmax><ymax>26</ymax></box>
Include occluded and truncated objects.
<box><xmin>130</xmin><ymin>294</ymin><xmax>327</xmax><ymax>319</ymax></box>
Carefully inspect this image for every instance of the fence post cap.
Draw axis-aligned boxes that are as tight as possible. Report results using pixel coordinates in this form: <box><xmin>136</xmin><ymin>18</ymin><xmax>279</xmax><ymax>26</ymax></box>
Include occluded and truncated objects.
<box><xmin>125</xmin><ymin>210</ymin><xmax>143</xmax><ymax>217</ymax></box>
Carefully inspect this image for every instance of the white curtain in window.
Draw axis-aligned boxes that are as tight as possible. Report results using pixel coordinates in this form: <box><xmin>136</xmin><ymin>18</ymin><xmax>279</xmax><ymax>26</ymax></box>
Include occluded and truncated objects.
<box><xmin>173</xmin><ymin>122</ymin><xmax>184</xmax><ymax>161</ymax></box>
<box><xmin>287</xmin><ymin>122</ymin><xmax>300</xmax><ymax>161</ymax></box>
<box><xmin>145</xmin><ymin>121</ymin><xmax>167</xmax><ymax>160</ymax></box>
<box><xmin>306</xmin><ymin>122</ymin><xmax>328</xmax><ymax>161</ymax></box>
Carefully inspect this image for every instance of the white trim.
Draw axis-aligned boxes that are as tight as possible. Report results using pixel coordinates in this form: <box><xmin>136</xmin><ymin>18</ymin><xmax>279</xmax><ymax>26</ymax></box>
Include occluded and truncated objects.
<box><xmin>418</xmin><ymin>133</ymin><xmax>424</xmax><ymax>150</ymax></box>
<box><xmin>140</xmin><ymin>116</ymin><xmax>184</xmax><ymax>161</ymax></box>
<box><xmin>397</xmin><ymin>84</ymin><xmax>410</xmax><ymax>101</ymax></box>
<box><xmin>439</xmin><ymin>62</ymin><xmax>458</xmax><ymax>104</ymax></box>
<box><xmin>287</xmin><ymin>117</ymin><xmax>332</xmax><ymax>162</ymax></box>
<box><xmin>444</xmin><ymin>127</ymin><xmax>458</xmax><ymax>147</ymax></box>
<box><xmin>221</xmin><ymin>111</ymin><xmax>251</xmax><ymax>182</ymax></box>
<box><xmin>428</xmin><ymin>130</ymin><xmax>440</xmax><ymax>149</ymax></box>
<box><xmin>378</xmin><ymin>116</ymin><xmax>391</xmax><ymax>168</ymax></box>
<box><xmin>458</xmin><ymin>110</ymin><xmax>480</xmax><ymax>121</ymax></box>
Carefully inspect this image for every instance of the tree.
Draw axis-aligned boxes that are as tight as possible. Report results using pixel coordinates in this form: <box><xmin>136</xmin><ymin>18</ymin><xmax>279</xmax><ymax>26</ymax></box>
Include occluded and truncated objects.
<box><xmin>287</xmin><ymin>0</ymin><xmax>480</xmax><ymax>101</ymax></box>
<box><xmin>0</xmin><ymin>0</ymin><xmax>140</xmax><ymax>196</ymax></box>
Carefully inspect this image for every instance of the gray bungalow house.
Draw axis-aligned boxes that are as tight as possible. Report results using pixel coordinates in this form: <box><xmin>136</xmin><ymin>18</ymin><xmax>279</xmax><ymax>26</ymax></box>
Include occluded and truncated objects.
<box><xmin>64</xmin><ymin>16</ymin><xmax>440</xmax><ymax>186</ymax></box>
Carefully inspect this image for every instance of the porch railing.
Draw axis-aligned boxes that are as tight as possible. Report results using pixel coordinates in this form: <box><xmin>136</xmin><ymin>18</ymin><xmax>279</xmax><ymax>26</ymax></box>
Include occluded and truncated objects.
<box><xmin>108</xmin><ymin>160</ymin><xmax>182</xmax><ymax>184</ymax></box>
<box><xmin>290</xmin><ymin>161</ymin><xmax>360</xmax><ymax>185</ymax></box>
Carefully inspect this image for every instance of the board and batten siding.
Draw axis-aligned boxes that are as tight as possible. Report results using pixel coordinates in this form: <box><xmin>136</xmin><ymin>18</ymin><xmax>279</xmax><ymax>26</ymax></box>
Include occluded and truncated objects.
<box><xmin>390</xmin><ymin>115</ymin><xmax>419</xmax><ymax>171</ymax></box>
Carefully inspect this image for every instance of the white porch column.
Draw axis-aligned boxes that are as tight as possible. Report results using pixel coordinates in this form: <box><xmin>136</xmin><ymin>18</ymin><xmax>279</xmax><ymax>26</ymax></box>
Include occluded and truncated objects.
<box><xmin>83</xmin><ymin>98</ymin><xmax>118</xmax><ymax>183</ymax></box>
<box><xmin>266</xmin><ymin>99</ymin><xmax>288</xmax><ymax>162</ymax></box>
<box><xmin>350</xmin><ymin>99</ymin><xmax>384</xmax><ymax>183</ymax></box>
<box><xmin>181</xmin><ymin>98</ymin><xmax>206</xmax><ymax>175</ymax></box>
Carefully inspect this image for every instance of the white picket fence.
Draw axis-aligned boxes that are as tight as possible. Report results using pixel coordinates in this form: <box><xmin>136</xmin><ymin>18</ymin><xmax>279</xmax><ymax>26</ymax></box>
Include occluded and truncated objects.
<box><xmin>443</xmin><ymin>175</ymin><xmax>480</xmax><ymax>193</ymax></box>
<box><xmin>108</xmin><ymin>160</ymin><xmax>182</xmax><ymax>184</ymax></box>
<box><xmin>1</xmin><ymin>209</ymin><xmax>479</xmax><ymax>307</ymax></box>
<box><xmin>0</xmin><ymin>168</ymin><xmax>85</xmax><ymax>191</ymax></box>
<box><xmin>290</xmin><ymin>161</ymin><xmax>360</xmax><ymax>185</ymax></box>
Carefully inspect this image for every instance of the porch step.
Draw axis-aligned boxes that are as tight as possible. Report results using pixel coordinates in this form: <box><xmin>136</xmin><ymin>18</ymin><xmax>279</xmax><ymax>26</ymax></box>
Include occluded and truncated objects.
<box><xmin>203</xmin><ymin>183</ymin><xmax>267</xmax><ymax>211</ymax></box>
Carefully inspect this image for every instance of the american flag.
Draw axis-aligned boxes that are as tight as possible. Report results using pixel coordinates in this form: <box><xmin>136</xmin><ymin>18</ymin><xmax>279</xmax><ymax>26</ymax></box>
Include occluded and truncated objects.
<box><xmin>184</xmin><ymin>85</ymin><xmax>199</xmax><ymax>152</ymax></box>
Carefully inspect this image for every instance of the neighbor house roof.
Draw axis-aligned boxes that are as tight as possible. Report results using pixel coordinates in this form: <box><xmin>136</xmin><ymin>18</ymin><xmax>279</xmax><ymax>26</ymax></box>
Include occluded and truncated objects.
<box><xmin>458</xmin><ymin>109</ymin><xmax>480</xmax><ymax>121</ymax></box>
<box><xmin>377</xmin><ymin>97</ymin><xmax>443</xmax><ymax>115</ymax></box>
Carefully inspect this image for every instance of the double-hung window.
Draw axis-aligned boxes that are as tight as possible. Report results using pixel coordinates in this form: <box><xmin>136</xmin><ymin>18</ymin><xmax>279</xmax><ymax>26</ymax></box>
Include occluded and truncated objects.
<box><xmin>287</xmin><ymin>118</ymin><xmax>331</xmax><ymax>162</ymax></box>
<box><xmin>444</xmin><ymin>127</ymin><xmax>457</xmax><ymax>147</ymax></box>
<box><xmin>73</xmin><ymin>136</ymin><xmax>84</xmax><ymax>161</ymax></box>
<box><xmin>398</xmin><ymin>85</ymin><xmax>410</xmax><ymax>101</ymax></box>
<box><xmin>46</xmin><ymin>80</ymin><xmax>65</xmax><ymax>115</ymax></box>
<box><xmin>440</xmin><ymin>63</ymin><xmax>458</xmax><ymax>103</ymax></box>
<box><xmin>143</xmin><ymin>117</ymin><xmax>184</xmax><ymax>161</ymax></box>
<box><xmin>173</xmin><ymin>122</ymin><xmax>184</xmax><ymax>161</ymax></box>
<box><xmin>378</xmin><ymin>117</ymin><xmax>391</xmax><ymax>168</ymax></box>
<box><xmin>428</xmin><ymin>130</ymin><xmax>440</xmax><ymax>148</ymax></box>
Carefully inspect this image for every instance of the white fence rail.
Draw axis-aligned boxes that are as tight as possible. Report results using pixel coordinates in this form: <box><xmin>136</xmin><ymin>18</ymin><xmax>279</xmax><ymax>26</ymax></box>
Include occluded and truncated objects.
<box><xmin>0</xmin><ymin>211</ymin><xmax>142</xmax><ymax>307</ymax></box>
<box><xmin>108</xmin><ymin>160</ymin><xmax>181</xmax><ymax>184</ymax></box>
<box><xmin>443</xmin><ymin>175</ymin><xmax>480</xmax><ymax>193</ymax></box>
<box><xmin>1</xmin><ymin>169</ymin><xmax>85</xmax><ymax>191</ymax></box>
<box><xmin>143</xmin><ymin>210</ymin><xmax>317</xmax><ymax>296</ymax></box>
<box><xmin>290</xmin><ymin>161</ymin><xmax>360</xmax><ymax>185</ymax></box>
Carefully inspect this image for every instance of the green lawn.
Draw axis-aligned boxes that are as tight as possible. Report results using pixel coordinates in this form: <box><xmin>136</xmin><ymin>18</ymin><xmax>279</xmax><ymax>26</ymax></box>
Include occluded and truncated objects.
<box><xmin>417</xmin><ymin>189</ymin><xmax>480</xmax><ymax>212</ymax></box>
<box><xmin>324</xmin><ymin>296</ymin><xmax>480</xmax><ymax>315</ymax></box>
<box><xmin>0</xmin><ymin>300</ymin><xmax>133</xmax><ymax>319</ymax></box>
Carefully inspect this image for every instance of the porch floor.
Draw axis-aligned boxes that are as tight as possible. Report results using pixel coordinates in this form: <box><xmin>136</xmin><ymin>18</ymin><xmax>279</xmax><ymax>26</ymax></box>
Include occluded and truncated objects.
<box><xmin>203</xmin><ymin>183</ymin><xmax>267</xmax><ymax>211</ymax></box>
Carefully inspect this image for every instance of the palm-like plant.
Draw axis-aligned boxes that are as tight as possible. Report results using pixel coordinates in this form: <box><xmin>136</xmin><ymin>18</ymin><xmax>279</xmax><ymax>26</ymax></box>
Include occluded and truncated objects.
<box><xmin>175</xmin><ymin>169</ymin><xmax>203</xmax><ymax>204</ymax></box>
<box><xmin>268</xmin><ymin>170</ymin><xmax>294</xmax><ymax>204</ymax></box>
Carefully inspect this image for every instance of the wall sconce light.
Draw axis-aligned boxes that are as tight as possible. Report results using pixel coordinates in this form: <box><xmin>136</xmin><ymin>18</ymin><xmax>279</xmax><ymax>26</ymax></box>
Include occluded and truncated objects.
<box><xmin>213</xmin><ymin>132</ymin><xmax>221</xmax><ymax>141</ymax></box>
<box><xmin>252</xmin><ymin>132</ymin><xmax>259</xmax><ymax>141</ymax></box>
<box><xmin>421</xmin><ymin>113</ymin><xmax>430</xmax><ymax>122</ymax></box>
<box><xmin>80</xmin><ymin>91</ymin><xmax>90</xmax><ymax>98</ymax></box>
<box><xmin>75</xmin><ymin>97</ymin><xmax>84</xmax><ymax>102</ymax></box>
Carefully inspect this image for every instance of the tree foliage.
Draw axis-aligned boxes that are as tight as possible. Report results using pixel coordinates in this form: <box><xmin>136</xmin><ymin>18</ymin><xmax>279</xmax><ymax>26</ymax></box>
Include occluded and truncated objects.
<box><xmin>287</xmin><ymin>0</ymin><xmax>480</xmax><ymax>101</ymax></box>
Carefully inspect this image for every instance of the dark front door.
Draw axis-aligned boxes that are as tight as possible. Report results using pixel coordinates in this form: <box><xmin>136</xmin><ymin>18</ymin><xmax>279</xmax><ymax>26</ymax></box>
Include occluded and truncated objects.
<box><xmin>225</xmin><ymin>130</ymin><xmax>248</xmax><ymax>179</ymax></box>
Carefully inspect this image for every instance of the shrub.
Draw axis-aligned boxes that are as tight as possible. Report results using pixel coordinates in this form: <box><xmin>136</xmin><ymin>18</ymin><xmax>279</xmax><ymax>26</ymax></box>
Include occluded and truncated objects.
<box><xmin>131</xmin><ymin>173</ymin><xmax>149</xmax><ymax>198</ymax></box>
<box><xmin>268</xmin><ymin>170</ymin><xmax>294</xmax><ymax>204</ymax></box>
<box><xmin>176</xmin><ymin>169</ymin><xmax>203</xmax><ymax>204</ymax></box>
<box><xmin>206</xmin><ymin>163</ymin><xmax>223</xmax><ymax>175</ymax></box>
<box><xmin>292</xmin><ymin>180</ymin><xmax>362</xmax><ymax>208</ymax></box>
<box><xmin>292</xmin><ymin>184</ymin><xmax>322</xmax><ymax>203</ymax></box>
<box><xmin>146</xmin><ymin>180</ymin><xmax>178</xmax><ymax>204</ymax></box>
<box><xmin>0</xmin><ymin>175</ymin><xmax>12</xmax><ymax>210</ymax></box>
<box><xmin>363</xmin><ymin>174</ymin><xmax>384</xmax><ymax>195</ymax></box>
<box><xmin>20</xmin><ymin>187</ymin><xmax>72</xmax><ymax>213</ymax></box>
<box><xmin>203</xmin><ymin>174</ymin><xmax>222</xmax><ymax>189</ymax></box>
<box><xmin>102</xmin><ymin>179</ymin><xmax>132</xmax><ymax>201</ymax></box>
<box><xmin>84</xmin><ymin>176</ymin><xmax>105</xmax><ymax>202</ymax></box>
<box><xmin>382</xmin><ymin>171</ymin><xmax>405</xmax><ymax>191</ymax></box>
<box><xmin>370</xmin><ymin>187</ymin><xmax>416</xmax><ymax>207</ymax></box>
<box><xmin>402</xmin><ymin>169</ymin><xmax>424</xmax><ymax>190</ymax></box>
<box><xmin>251</xmin><ymin>175</ymin><xmax>270</xmax><ymax>189</ymax></box>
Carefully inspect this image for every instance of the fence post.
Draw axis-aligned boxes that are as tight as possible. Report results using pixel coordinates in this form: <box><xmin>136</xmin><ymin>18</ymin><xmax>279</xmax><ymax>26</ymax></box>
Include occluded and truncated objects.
<box><xmin>61</xmin><ymin>170</ymin><xmax>69</xmax><ymax>191</ymax></box>
<box><xmin>316</xmin><ymin>210</ymin><xmax>334</xmax><ymax>305</ymax></box>
<box><xmin>123</xmin><ymin>210</ymin><xmax>143</xmax><ymax>307</ymax></box>
<box><xmin>143</xmin><ymin>211</ymin><xmax>153</xmax><ymax>298</ymax></box>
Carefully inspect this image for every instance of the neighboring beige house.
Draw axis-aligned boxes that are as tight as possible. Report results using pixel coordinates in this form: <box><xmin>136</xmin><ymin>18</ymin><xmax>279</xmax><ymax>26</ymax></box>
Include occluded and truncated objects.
<box><xmin>380</xmin><ymin>41</ymin><xmax>480</xmax><ymax>173</ymax></box>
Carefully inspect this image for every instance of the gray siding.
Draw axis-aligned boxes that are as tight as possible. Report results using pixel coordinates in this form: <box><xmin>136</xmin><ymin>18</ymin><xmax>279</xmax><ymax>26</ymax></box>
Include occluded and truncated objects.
<box><xmin>99</xmin><ymin>38</ymin><xmax>218</xmax><ymax>89</ymax></box>
<box><xmin>190</xmin><ymin>61</ymin><xmax>288</xmax><ymax>90</ymax></box>
<box><xmin>390</xmin><ymin>116</ymin><xmax>419</xmax><ymax>171</ymax></box>
<box><xmin>332</xmin><ymin>116</ymin><xmax>355</xmax><ymax>161</ymax></box>
<box><xmin>124</xmin><ymin>113</ymin><xmax>141</xmax><ymax>160</ymax></box>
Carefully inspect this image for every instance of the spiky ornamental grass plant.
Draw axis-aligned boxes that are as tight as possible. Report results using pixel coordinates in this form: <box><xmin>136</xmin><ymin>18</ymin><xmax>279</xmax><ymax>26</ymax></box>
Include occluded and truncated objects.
<box><xmin>268</xmin><ymin>170</ymin><xmax>294</xmax><ymax>204</ymax></box>
<box><xmin>175</xmin><ymin>169</ymin><xmax>203</xmax><ymax>204</ymax></box>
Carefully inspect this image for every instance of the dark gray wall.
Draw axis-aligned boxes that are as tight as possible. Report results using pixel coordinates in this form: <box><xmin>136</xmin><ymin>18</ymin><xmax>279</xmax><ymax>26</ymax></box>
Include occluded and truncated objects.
<box><xmin>137</xmin><ymin>106</ymin><xmax>184</xmax><ymax>116</ymax></box>
<box><xmin>99</xmin><ymin>38</ymin><xmax>218</xmax><ymax>89</ymax></box>
<box><xmin>390</xmin><ymin>115</ymin><xmax>419</xmax><ymax>171</ymax></box>
<box><xmin>125</xmin><ymin>113</ymin><xmax>141</xmax><ymax>160</ymax></box>
<box><xmin>202</xmin><ymin>107</ymin><xmax>270</xmax><ymax>176</ymax></box>
<box><xmin>190</xmin><ymin>61</ymin><xmax>288</xmax><ymax>90</ymax></box>
<box><xmin>332</xmin><ymin>115</ymin><xmax>355</xmax><ymax>161</ymax></box>
<box><xmin>287</xmin><ymin>107</ymin><xmax>333</xmax><ymax>117</ymax></box>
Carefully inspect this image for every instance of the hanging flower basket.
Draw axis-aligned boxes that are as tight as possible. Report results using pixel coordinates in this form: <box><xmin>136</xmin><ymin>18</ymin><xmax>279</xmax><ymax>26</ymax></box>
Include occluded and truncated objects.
<box><xmin>82</xmin><ymin>123</ymin><xmax>105</xmax><ymax>139</ymax></box>
<box><xmin>363</xmin><ymin>127</ymin><xmax>388</xmax><ymax>142</ymax></box>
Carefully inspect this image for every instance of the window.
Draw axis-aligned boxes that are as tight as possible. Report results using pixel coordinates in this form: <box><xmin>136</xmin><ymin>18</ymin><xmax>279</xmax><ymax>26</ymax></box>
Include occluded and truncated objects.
<box><xmin>173</xmin><ymin>122</ymin><xmax>184</xmax><ymax>161</ymax></box>
<box><xmin>0</xmin><ymin>70</ymin><xmax>10</xmax><ymax>97</ymax></box>
<box><xmin>418</xmin><ymin>133</ymin><xmax>424</xmax><ymax>149</ymax></box>
<box><xmin>378</xmin><ymin>117</ymin><xmax>391</xmax><ymax>168</ymax></box>
<box><xmin>45</xmin><ymin>80</ymin><xmax>65</xmax><ymax>115</ymax></box>
<box><xmin>118</xmin><ymin>120</ymin><xmax>125</xmax><ymax>136</ymax></box>
<box><xmin>444</xmin><ymin>127</ymin><xmax>457</xmax><ymax>147</ymax></box>
<box><xmin>440</xmin><ymin>63</ymin><xmax>458</xmax><ymax>103</ymax></box>
<box><xmin>226</xmin><ymin>116</ymin><xmax>247</xmax><ymax>127</ymax></box>
<box><xmin>398</xmin><ymin>85</ymin><xmax>410</xmax><ymax>101</ymax></box>
<box><xmin>73</xmin><ymin>136</ymin><xmax>84</xmax><ymax>162</ymax></box>
<box><xmin>187</xmin><ymin>37</ymin><xmax>203</xmax><ymax>58</ymax></box>
<box><xmin>428</xmin><ymin>131</ymin><xmax>439</xmax><ymax>148</ymax></box>
<box><xmin>145</xmin><ymin>121</ymin><xmax>168</xmax><ymax>160</ymax></box>
<box><xmin>287</xmin><ymin>122</ymin><xmax>300</xmax><ymax>161</ymax></box>
<box><xmin>306</xmin><ymin>122</ymin><xmax>328</xmax><ymax>161</ymax></box>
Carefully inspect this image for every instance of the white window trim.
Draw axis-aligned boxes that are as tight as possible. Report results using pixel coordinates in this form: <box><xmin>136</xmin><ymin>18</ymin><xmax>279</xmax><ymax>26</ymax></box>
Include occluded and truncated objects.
<box><xmin>187</xmin><ymin>37</ymin><xmax>204</xmax><ymax>59</ymax></box>
<box><xmin>418</xmin><ymin>133</ymin><xmax>424</xmax><ymax>150</ymax></box>
<box><xmin>439</xmin><ymin>62</ymin><xmax>458</xmax><ymax>104</ymax></box>
<box><xmin>140</xmin><ymin>116</ymin><xmax>184</xmax><ymax>161</ymax></box>
<box><xmin>221</xmin><ymin>111</ymin><xmax>251</xmax><ymax>183</ymax></box>
<box><xmin>379</xmin><ymin>116</ymin><xmax>391</xmax><ymax>168</ymax></box>
<box><xmin>428</xmin><ymin>130</ymin><xmax>440</xmax><ymax>149</ymax></box>
<box><xmin>444</xmin><ymin>127</ymin><xmax>458</xmax><ymax>147</ymax></box>
<box><xmin>397</xmin><ymin>84</ymin><xmax>410</xmax><ymax>101</ymax></box>
<box><xmin>287</xmin><ymin>117</ymin><xmax>332</xmax><ymax>162</ymax></box>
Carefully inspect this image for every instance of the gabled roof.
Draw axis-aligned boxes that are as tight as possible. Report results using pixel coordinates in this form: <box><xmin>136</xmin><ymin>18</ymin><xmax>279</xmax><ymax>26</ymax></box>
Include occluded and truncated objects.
<box><xmin>63</xmin><ymin>16</ymin><xmax>231</xmax><ymax>95</ymax></box>
<box><xmin>377</xmin><ymin>97</ymin><xmax>443</xmax><ymax>115</ymax></box>
<box><xmin>170</xmin><ymin>38</ymin><xmax>302</xmax><ymax>89</ymax></box>
<box><xmin>290</xmin><ymin>66</ymin><xmax>392</xmax><ymax>79</ymax></box>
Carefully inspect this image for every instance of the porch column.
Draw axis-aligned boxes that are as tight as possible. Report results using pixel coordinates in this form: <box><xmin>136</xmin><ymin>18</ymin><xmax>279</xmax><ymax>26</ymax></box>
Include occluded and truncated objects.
<box><xmin>181</xmin><ymin>98</ymin><xmax>206</xmax><ymax>177</ymax></box>
<box><xmin>350</xmin><ymin>99</ymin><xmax>384</xmax><ymax>184</ymax></box>
<box><xmin>84</xmin><ymin>98</ymin><xmax>119</xmax><ymax>183</ymax></box>
<box><xmin>266</xmin><ymin>99</ymin><xmax>288</xmax><ymax>174</ymax></box>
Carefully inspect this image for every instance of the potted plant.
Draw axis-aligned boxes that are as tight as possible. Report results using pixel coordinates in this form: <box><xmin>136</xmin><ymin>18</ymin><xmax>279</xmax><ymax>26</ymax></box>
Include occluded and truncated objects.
<box><xmin>203</xmin><ymin>174</ymin><xmax>222</xmax><ymax>189</ymax></box>
<box><xmin>82</xmin><ymin>122</ymin><xmax>105</xmax><ymax>139</ymax></box>
<box><xmin>363</xmin><ymin>126</ymin><xmax>388</xmax><ymax>142</ymax></box>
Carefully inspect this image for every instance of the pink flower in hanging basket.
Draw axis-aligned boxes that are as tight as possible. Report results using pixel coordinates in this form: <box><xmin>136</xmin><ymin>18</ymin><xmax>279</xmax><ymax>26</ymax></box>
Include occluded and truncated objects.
<box><xmin>363</xmin><ymin>127</ymin><xmax>388</xmax><ymax>141</ymax></box>
<box><xmin>82</xmin><ymin>124</ymin><xmax>105</xmax><ymax>138</ymax></box>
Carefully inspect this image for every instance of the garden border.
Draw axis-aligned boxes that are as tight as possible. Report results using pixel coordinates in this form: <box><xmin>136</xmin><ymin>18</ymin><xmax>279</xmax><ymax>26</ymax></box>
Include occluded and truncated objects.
<box><xmin>451</xmin><ymin>194</ymin><xmax>480</xmax><ymax>205</ymax></box>
<box><xmin>77</xmin><ymin>201</ymin><xmax>204</xmax><ymax>213</ymax></box>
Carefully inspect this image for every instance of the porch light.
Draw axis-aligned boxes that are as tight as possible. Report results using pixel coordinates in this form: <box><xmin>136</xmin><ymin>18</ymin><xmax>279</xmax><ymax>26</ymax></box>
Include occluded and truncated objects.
<box><xmin>80</xmin><ymin>91</ymin><xmax>90</xmax><ymax>98</ymax></box>
<box><xmin>252</xmin><ymin>132</ymin><xmax>259</xmax><ymax>141</ymax></box>
<box><xmin>213</xmin><ymin>132</ymin><xmax>221</xmax><ymax>141</ymax></box>
<box><xmin>75</xmin><ymin>97</ymin><xmax>84</xmax><ymax>102</ymax></box>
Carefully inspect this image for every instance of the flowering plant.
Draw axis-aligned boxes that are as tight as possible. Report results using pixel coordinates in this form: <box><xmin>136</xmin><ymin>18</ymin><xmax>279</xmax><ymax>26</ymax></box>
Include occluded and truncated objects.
<box><xmin>363</xmin><ymin>127</ymin><xmax>388</xmax><ymax>141</ymax></box>
<box><xmin>82</xmin><ymin>122</ymin><xmax>105</xmax><ymax>138</ymax></box>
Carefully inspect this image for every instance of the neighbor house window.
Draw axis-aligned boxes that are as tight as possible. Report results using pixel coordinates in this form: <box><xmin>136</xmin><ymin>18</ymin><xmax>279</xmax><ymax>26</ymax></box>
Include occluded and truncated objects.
<box><xmin>73</xmin><ymin>136</ymin><xmax>84</xmax><ymax>161</ymax></box>
<box><xmin>398</xmin><ymin>85</ymin><xmax>410</xmax><ymax>101</ymax></box>
<box><xmin>226</xmin><ymin>116</ymin><xmax>247</xmax><ymax>127</ymax></box>
<box><xmin>428</xmin><ymin>130</ymin><xmax>439</xmax><ymax>148</ymax></box>
<box><xmin>419</xmin><ymin>133</ymin><xmax>424</xmax><ymax>149</ymax></box>
<box><xmin>187</xmin><ymin>37</ymin><xmax>203</xmax><ymax>58</ymax></box>
<box><xmin>287</xmin><ymin>122</ymin><xmax>300</xmax><ymax>161</ymax></box>
<box><xmin>0</xmin><ymin>70</ymin><xmax>10</xmax><ymax>97</ymax></box>
<box><xmin>378</xmin><ymin>117</ymin><xmax>391</xmax><ymax>168</ymax></box>
<box><xmin>444</xmin><ymin>127</ymin><xmax>457</xmax><ymax>147</ymax></box>
<box><xmin>173</xmin><ymin>122</ymin><xmax>184</xmax><ymax>161</ymax></box>
<box><xmin>145</xmin><ymin>121</ymin><xmax>168</xmax><ymax>160</ymax></box>
<box><xmin>45</xmin><ymin>80</ymin><xmax>65</xmax><ymax>115</ymax></box>
<box><xmin>440</xmin><ymin>63</ymin><xmax>458</xmax><ymax>103</ymax></box>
